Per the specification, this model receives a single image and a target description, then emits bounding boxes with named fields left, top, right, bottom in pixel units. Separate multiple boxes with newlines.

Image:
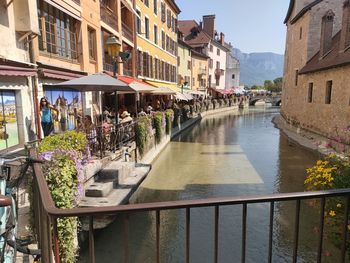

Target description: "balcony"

left=100, top=3, right=118, bottom=31
left=198, top=67, right=207, bottom=77
left=122, top=22, right=133, bottom=42
left=215, top=68, right=225, bottom=76
left=103, top=53, right=114, bottom=72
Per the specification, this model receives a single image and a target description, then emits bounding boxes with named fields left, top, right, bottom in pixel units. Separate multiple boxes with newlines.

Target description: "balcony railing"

left=100, top=3, right=118, bottom=31
left=122, top=22, right=134, bottom=42
left=103, top=53, right=114, bottom=72
left=84, top=121, right=136, bottom=158
left=198, top=67, right=207, bottom=75
left=30, top=164, right=350, bottom=263
left=215, top=68, right=225, bottom=76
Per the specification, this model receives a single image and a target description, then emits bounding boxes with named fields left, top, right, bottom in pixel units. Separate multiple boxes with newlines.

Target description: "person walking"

left=39, top=97, right=57, bottom=137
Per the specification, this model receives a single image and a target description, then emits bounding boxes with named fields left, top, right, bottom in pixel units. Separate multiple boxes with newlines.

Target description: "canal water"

left=80, top=108, right=347, bottom=263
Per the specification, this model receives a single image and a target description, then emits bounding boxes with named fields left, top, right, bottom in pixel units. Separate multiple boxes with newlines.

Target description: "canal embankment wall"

left=272, top=114, right=338, bottom=157
left=140, top=105, right=240, bottom=165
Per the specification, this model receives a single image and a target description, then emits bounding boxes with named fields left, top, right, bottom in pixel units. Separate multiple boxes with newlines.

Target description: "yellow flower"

left=329, top=210, right=336, bottom=217
left=336, top=203, right=342, bottom=208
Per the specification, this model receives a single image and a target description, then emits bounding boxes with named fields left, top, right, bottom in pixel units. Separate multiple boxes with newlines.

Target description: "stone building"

left=224, top=42, right=240, bottom=89
left=282, top=0, right=350, bottom=142
left=177, top=38, right=192, bottom=92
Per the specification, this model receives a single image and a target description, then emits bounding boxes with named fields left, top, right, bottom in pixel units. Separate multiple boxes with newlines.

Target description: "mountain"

left=232, top=48, right=284, bottom=87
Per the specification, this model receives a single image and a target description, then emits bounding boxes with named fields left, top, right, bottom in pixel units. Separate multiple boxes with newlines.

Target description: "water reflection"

left=80, top=108, right=348, bottom=262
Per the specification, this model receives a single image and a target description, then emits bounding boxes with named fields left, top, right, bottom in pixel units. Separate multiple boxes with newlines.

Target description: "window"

left=325, top=80, right=332, bottom=104
left=193, top=77, right=195, bottom=86
left=0, top=91, right=19, bottom=150
left=216, top=77, right=220, bottom=86
left=136, top=10, right=142, bottom=34
left=161, top=2, right=166, bottom=22
left=145, top=17, right=149, bottom=39
left=154, top=25, right=158, bottom=44
left=153, top=0, right=157, bottom=14
left=216, top=61, right=220, bottom=69
left=144, top=0, right=149, bottom=7
left=308, top=83, right=313, bottom=103
left=161, top=31, right=165, bottom=49
left=295, top=70, right=299, bottom=86
left=209, top=59, right=213, bottom=69
left=167, top=9, right=171, bottom=28
left=88, top=27, right=96, bottom=61
left=38, top=0, right=78, bottom=60
left=187, top=61, right=191, bottom=70
left=299, top=27, right=303, bottom=40
left=210, top=44, right=213, bottom=52
left=232, top=74, right=235, bottom=79
left=217, top=48, right=220, bottom=56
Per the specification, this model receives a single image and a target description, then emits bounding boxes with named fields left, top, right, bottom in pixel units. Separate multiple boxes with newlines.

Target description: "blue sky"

left=177, top=0, right=290, bottom=54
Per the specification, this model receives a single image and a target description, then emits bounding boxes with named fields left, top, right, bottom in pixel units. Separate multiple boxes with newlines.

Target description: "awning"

left=150, top=87, right=176, bottom=95
left=40, top=68, right=84, bottom=80
left=183, top=93, right=194, bottom=100
left=118, top=75, right=156, bottom=93
left=175, top=92, right=189, bottom=101
left=51, top=73, right=133, bottom=92
left=145, top=80, right=180, bottom=92
left=212, top=88, right=234, bottom=95
left=189, top=90, right=206, bottom=96
left=0, top=65, right=37, bottom=77
left=43, top=0, right=81, bottom=21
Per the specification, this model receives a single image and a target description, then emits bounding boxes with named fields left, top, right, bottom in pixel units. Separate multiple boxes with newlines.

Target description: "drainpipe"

left=29, top=38, right=42, bottom=139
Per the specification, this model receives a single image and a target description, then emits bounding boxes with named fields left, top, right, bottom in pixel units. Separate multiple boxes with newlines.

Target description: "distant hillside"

left=232, top=48, right=284, bottom=87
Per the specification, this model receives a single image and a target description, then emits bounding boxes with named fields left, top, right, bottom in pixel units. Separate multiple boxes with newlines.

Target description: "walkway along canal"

left=79, top=107, right=347, bottom=263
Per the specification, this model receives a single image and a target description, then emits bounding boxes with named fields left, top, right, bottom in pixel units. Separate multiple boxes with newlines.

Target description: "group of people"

left=40, top=97, right=134, bottom=137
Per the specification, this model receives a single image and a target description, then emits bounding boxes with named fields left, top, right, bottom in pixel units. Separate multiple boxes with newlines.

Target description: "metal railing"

left=30, top=167, right=350, bottom=263
left=122, top=22, right=134, bottom=42
left=100, top=3, right=118, bottom=31
left=84, top=121, right=136, bottom=158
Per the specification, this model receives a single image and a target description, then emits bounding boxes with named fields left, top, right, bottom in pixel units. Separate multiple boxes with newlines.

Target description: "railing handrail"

left=32, top=159, right=350, bottom=217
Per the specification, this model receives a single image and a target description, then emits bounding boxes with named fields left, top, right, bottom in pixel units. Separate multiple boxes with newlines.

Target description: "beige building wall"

left=192, top=55, right=208, bottom=91
left=282, top=0, right=350, bottom=142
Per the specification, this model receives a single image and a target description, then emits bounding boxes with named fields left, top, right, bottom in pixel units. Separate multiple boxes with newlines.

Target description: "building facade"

left=177, top=39, right=192, bottom=92
left=224, top=43, right=240, bottom=89
left=282, top=0, right=350, bottom=141
left=178, top=15, right=229, bottom=90
left=0, top=0, right=39, bottom=151
left=191, top=50, right=209, bottom=92
left=135, top=0, right=180, bottom=91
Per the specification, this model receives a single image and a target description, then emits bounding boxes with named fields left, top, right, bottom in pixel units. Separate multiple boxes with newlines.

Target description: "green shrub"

left=35, top=131, right=87, bottom=263
left=154, top=111, right=163, bottom=144
left=135, top=116, right=151, bottom=155
left=165, top=109, right=174, bottom=135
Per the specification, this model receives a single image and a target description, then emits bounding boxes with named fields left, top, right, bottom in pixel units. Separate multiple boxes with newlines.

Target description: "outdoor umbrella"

left=51, top=73, right=134, bottom=92
left=51, top=73, right=135, bottom=123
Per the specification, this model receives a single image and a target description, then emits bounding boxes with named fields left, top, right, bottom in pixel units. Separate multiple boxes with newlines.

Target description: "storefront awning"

left=118, top=75, right=156, bottom=93
left=41, top=68, right=85, bottom=80
left=189, top=90, right=206, bottom=96
left=0, top=65, right=37, bottom=77
left=145, top=80, right=180, bottom=92
left=150, top=87, right=176, bottom=95
left=211, top=88, right=234, bottom=95
left=175, top=92, right=189, bottom=101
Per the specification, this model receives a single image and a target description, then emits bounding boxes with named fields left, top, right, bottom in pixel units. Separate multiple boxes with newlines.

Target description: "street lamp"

left=106, top=35, right=122, bottom=77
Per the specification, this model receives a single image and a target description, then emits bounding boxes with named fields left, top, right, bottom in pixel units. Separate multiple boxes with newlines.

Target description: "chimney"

left=220, top=32, right=225, bottom=45
left=199, top=21, right=203, bottom=30
left=340, top=0, right=350, bottom=51
left=202, top=15, right=216, bottom=38
left=320, top=10, right=335, bottom=57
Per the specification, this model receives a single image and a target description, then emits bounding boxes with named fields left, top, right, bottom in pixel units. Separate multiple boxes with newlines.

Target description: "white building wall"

left=207, top=41, right=227, bottom=89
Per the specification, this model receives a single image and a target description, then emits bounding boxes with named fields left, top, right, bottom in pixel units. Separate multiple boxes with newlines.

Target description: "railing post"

left=186, top=208, right=190, bottom=263
left=156, top=210, right=160, bottom=263
left=292, top=199, right=301, bottom=263
left=341, top=195, right=349, bottom=263
left=214, top=206, right=219, bottom=263
left=268, top=201, right=274, bottom=263
left=241, top=203, right=247, bottom=263
left=317, top=197, right=326, bottom=263
left=124, top=214, right=130, bottom=263
left=53, top=217, right=61, bottom=263
left=89, top=216, right=96, bottom=263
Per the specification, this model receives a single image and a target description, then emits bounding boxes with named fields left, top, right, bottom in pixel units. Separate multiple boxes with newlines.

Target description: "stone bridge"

left=249, top=95, right=282, bottom=106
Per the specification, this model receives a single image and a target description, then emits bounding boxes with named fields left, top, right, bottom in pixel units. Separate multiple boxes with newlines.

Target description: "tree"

left=273, top=77, right=283, bottom=92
